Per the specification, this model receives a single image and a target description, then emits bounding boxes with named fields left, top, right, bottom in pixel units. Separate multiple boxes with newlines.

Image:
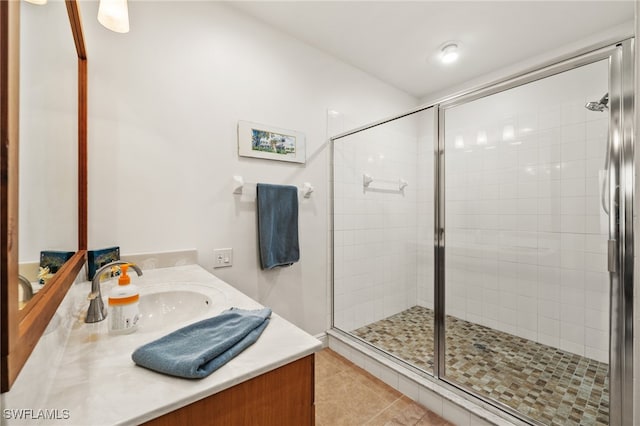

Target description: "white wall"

left=444, top=60, right=609, bottom=362
left=82, top=0, right=416, bottom=336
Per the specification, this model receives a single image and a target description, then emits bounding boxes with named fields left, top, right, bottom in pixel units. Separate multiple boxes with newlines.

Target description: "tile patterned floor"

left=315, top=348, right=453, bottom=426
left=352, top=306, right=609, bottom=426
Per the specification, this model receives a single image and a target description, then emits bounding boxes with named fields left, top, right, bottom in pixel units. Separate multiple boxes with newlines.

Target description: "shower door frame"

left=330, top=37, right=634, bottom=425
left=435, top=38, right=635, bottom=426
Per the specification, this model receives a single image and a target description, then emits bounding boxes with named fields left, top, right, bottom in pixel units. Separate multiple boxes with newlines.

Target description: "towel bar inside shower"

left=362, top=173, right=408, bottom=191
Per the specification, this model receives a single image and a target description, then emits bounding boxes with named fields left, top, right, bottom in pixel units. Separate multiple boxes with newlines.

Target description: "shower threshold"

left=351, top=306, right=609, bottom=426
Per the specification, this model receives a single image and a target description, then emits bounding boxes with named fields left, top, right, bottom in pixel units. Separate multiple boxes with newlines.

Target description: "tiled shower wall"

left=334, top=61, right=610, bottom=363
left=416, top=111, right=435, bottom=309
left=333, top=110, right=433, bottom=331
left=444, top=60, right=610, bottom=362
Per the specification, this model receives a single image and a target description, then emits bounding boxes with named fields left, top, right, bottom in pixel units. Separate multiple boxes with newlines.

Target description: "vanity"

left=0, top=263, right=321, bottom=425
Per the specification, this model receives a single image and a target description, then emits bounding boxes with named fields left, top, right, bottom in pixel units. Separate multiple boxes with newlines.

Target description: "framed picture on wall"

left=238, top=120, right=306, bottom=164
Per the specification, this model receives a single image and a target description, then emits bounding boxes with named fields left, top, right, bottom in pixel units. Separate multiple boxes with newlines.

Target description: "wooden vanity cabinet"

left=144, top=354, right=315, bottom=426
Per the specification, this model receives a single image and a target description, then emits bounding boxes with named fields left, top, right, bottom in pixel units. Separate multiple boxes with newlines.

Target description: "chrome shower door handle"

left=600, top=170, right=610, bottom=215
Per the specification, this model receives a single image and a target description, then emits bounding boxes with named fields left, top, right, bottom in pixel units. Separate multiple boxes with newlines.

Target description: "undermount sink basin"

left=137, top=283, right=226, bottom=332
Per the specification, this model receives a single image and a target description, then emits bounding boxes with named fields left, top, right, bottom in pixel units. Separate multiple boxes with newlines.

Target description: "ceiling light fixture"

left=98, top=0, right=130, bottom=33
left=440, top=43, right=459, bottom=64
left=24, top=0, right=48, bottom=5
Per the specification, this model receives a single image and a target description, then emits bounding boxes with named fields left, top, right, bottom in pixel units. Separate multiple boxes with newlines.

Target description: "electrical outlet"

left=213, top=248, right=233, bottom=268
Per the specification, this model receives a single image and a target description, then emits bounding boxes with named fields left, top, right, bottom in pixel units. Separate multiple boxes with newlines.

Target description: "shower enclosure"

left=331, top=39, right=634, bottom=425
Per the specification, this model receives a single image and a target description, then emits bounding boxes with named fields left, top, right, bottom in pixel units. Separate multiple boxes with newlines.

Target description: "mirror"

left=18, top=0, right=78, bottom=310
left=1, top=0, right=87, bottom=392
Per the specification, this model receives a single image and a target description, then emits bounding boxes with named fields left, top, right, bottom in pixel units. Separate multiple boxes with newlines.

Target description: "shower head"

left=585, top=93, right=609, bottom=112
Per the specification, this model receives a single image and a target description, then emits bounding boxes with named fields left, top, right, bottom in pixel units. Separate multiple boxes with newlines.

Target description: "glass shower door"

left=332, top=107, right=436, bottom=373
left=441, top=59, right=611, bottom=425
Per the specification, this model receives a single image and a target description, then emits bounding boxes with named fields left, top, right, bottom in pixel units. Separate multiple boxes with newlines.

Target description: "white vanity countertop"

left=1, top=264, right=322, bottom=425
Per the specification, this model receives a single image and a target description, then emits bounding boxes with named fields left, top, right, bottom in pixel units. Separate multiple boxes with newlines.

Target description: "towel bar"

left=232, top=175, right=313, bottom=198
left=362, top=173, right=408, bottom=191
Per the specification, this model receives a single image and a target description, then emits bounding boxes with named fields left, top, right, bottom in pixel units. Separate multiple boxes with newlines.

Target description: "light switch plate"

left=213, top=248, right=233, bottom=268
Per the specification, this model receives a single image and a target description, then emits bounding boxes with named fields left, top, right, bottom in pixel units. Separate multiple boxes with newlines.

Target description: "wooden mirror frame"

left=1, top=0, right=87, bottom=392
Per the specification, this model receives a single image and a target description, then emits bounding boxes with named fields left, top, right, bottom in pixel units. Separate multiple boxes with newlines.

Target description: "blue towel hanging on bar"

left=256, top=183, right=300, bottom=269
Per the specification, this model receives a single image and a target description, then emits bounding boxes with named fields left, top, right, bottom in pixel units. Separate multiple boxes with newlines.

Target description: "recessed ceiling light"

left=440, top=43, right=459, bottom=64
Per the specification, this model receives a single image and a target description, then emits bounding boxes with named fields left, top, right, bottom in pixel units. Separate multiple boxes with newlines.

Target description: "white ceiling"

left=229, top=1, right=634, bottom=99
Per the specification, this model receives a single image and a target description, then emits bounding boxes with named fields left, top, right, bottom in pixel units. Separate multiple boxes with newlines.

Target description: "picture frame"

left=87, top=246, right=120, bottom=280
left=238, top=120, right=306, bottom=164
left=39, top=250, right=75, bottom=274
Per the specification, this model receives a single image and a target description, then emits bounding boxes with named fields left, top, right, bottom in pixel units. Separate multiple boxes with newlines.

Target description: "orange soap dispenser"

left=108, top=264, right=140, bottom=334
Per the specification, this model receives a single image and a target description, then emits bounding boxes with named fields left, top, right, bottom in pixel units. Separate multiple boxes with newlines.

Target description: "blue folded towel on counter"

left=256, top=183, right=300, bottom=270
left=131, top=307, right=271, bottom=379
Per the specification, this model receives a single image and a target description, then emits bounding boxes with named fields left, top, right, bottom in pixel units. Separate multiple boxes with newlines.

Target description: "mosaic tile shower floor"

left=352, top=306, right=609, bottom=426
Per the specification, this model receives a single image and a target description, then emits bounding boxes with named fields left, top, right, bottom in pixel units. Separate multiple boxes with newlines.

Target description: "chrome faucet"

left=18, top=274, right=33, bottom=302
left=85, top=261, right=142, bottom=323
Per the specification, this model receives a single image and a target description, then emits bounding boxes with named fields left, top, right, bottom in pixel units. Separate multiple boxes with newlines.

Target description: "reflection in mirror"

left=18, top=0, right=78, bottom=309
left=2, top=0, right=87, bottom=394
